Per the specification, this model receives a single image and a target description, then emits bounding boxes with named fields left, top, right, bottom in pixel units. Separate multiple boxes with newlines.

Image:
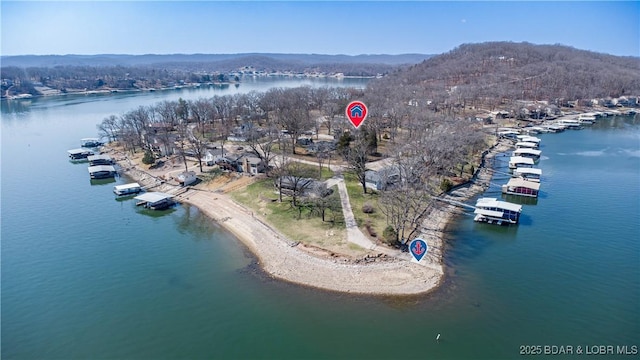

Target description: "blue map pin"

left=409, top=238, right=428, bottom=262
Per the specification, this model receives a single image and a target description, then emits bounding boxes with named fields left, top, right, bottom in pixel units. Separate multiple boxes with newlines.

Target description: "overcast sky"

left=2, top=1, right=638, bottom=57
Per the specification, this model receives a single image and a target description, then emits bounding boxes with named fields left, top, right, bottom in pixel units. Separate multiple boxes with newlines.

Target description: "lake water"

left=2, top=78, right=639, bottom=359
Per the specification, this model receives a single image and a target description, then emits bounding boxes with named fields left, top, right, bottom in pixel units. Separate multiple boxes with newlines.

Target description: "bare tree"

left=379, top=186, right=432, bottom=244
left=343, top=130, right=371, bottom=194
left=96, top=114, right=120, bottom=143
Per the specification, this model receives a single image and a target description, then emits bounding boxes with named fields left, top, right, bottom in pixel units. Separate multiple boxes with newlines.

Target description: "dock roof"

left=509, top=156, right=535, bottom=165
left=475, top=197, right=522, bottom=212
left=68, top=148, right=93, bottom=155
left=506, top=178, right=541, bottom=190
left=134, top=192, right=174, bottom=203
left=474, top=208, right=505, bottom=218
left=88, top=165, right=115, bottom=173
left=87, top=154, right=112, bottom=161
left=516, top=141, right=539, bottom=148
left=514, top=167, right=542, bottom=175
left=114, top=182, right=141, bottom=191
left=513, top=148, right=542, bottom=156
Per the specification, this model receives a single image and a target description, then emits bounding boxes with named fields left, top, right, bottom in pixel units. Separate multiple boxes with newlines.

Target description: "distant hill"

left=372, top=42, right=640, bottom=103
left=1, top=53, right=431, bottom=69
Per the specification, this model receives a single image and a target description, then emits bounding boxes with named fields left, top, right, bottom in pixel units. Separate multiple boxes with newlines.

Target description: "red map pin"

left=346, top=101, right=368, bottom=129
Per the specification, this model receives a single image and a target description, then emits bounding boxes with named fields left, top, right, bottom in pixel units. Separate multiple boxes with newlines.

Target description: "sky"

left=1, top=1, right=639, bottom=57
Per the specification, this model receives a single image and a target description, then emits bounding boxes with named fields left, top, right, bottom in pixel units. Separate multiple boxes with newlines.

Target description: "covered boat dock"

left=88, top=154, right=114, bottom=166
left=134, top=192, right=175, bottom=210
left=68, top=148, right=94, bottom=160
left=88, top=165, right=116, bottom=179
left=502, top=178, right=541, bottom=198
left=114, top=182, right=143, bottom=196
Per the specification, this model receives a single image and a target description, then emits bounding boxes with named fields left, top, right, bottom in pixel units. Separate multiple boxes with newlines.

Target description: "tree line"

left=98, top=83, right=485, bottom=245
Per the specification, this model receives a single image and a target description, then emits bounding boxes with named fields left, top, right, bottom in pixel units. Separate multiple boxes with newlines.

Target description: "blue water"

left=2, top=83, right=638, bottom=359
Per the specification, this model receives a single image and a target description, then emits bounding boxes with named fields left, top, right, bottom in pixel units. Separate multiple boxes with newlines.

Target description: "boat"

left=513, top=167, right=542, bottom=182
left=509, top=156, right=535, bottom=169
left=87, top=154, right=114, bottom=166
left=502, top=178, right=541, bottom=198
left=88, top=165, right=116, bottom=179
left=512, top=148, right=542, bottom=161
left=68, top=148, right=94, bottom=160
left=114, top=182, right=143, bottom=196
left=134, top=192, right=175, bottom=210
left=81, top=138, right=104, bottom=148
left=473, top=197, right=522, bottom=225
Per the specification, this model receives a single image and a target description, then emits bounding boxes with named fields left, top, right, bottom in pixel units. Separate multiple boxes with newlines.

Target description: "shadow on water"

left=114, top=194, right=139, bottom=202
left=90, top=177, right=116, bottom=186
left=135, top=205, right=178, bottom=218
left=501, top=193, right=539, bottom=205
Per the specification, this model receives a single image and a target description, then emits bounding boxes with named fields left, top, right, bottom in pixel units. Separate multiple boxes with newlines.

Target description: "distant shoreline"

left=1, top=74, right=375, bottom=101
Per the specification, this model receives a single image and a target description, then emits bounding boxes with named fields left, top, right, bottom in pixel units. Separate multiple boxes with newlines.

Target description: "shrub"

left=362, top=201, right=375, bottom=214
left=365, top=219, right=377, bottom=237
left=440, top=178, right=454, bottom=192
left=142, top=150, right=156, bottom=165
left=382, top=226, right=398, bottom=245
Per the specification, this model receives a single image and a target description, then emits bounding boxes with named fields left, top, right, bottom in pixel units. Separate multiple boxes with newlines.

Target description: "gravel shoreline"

left=106, top=139, right=511, bottom=295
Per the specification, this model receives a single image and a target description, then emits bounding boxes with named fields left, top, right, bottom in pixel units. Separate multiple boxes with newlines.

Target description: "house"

left=219, top=153, right=266, bottom=174
left=296, top=137, right=314, bottom=146
left=202, top=148, right=224, bottom=166
left=176, top=171, right=197, bottom=186
left=242, top=155, right=266, bottom=175
left=276, top=176, right=315, bottom=196
left=365, top=166, right=401, bottom=191
left=144, top=133, right=178, bottom=156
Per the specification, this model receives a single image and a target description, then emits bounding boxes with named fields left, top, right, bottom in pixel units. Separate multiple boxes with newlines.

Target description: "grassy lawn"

left=231, top=179, right=363, bottom=256
left=342, top=172, right=389, bottom=242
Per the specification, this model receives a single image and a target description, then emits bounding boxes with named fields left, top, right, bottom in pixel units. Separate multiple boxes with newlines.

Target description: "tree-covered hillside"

left=370, top=42, right=640, bottom=110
